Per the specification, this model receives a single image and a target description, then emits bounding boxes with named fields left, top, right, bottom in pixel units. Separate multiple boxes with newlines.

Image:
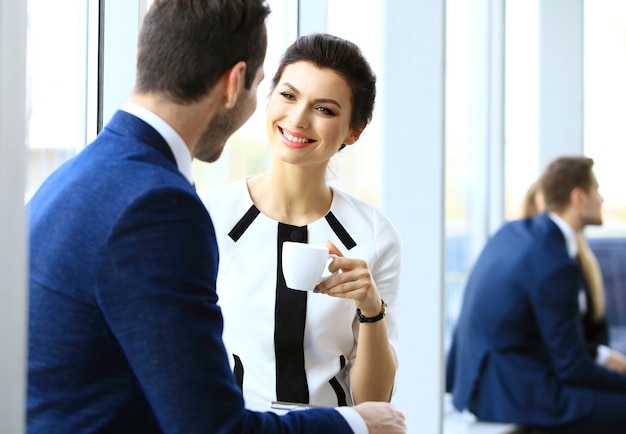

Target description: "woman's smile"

left=279, top=126, right=316, bottom=148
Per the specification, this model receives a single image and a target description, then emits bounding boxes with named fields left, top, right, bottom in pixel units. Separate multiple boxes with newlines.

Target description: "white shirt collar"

left=121, top=102, right=194, bottom=185
left=547, top=213, right=578, bottom=258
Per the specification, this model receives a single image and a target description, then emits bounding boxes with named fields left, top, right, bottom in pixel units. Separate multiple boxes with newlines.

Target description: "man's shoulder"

left=491, top=214, right=558, bottom=244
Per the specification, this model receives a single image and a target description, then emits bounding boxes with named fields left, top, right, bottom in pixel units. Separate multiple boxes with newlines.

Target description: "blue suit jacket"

left=446, top=213, right=626, bottom=426
left=27, top=111, right=352, bottom=434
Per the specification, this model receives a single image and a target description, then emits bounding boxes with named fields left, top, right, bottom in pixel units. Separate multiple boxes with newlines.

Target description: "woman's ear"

left=343, top=124, right=366, bottom=146
left=222, top=61, right=247, bottom=109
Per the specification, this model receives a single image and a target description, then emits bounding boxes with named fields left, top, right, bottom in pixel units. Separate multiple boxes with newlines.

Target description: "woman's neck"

left=247, top=164, right=333, bottom=226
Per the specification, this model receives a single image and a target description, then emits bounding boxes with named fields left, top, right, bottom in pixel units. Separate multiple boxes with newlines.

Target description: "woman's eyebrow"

left=280, top=82, right=343, bottom=109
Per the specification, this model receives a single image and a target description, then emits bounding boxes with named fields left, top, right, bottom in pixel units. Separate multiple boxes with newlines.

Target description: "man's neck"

left=128, top=91, right=217, bottom=156
left=550, top=209, right=583, bottom=233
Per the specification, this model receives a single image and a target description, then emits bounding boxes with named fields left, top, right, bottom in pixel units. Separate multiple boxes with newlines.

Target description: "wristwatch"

left=356, top=299, right=387, bottom=323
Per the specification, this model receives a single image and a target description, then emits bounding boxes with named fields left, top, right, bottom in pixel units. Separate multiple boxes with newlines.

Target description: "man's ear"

left=222, top=61, right=247, bottom=109
left=570, top=187, right=586, bottom=209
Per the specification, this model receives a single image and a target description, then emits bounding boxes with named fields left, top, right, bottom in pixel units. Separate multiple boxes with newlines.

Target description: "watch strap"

left=356, top=299, right=387, bottom=323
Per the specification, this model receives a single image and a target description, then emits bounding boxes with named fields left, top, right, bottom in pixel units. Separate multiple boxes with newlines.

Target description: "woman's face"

left=265, top=61, right=359, bottom=168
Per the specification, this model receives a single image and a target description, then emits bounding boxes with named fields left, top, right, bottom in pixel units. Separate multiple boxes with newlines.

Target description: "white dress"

left=200, top=178, right=401, bottom=412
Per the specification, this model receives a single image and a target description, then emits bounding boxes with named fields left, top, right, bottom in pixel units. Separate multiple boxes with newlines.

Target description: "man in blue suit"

left=26, top=1, right=406, bottom=433
left=446, top=156, right=626, bottom=433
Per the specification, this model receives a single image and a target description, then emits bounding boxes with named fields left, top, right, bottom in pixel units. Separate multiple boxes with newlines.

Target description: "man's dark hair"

left=540, top=155, right=595, bottom=212
left=136, top=0, right=270, bottom=103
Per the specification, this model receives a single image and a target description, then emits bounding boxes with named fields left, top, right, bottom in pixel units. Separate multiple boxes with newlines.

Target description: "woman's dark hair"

left=270, top=33, right=376, bottom=132
left=135, top=0, right=270, bottom=103
left=540, top=155, right=595, bottom=212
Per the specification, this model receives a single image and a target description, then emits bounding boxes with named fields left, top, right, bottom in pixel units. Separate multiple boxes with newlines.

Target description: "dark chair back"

left=588, top=236, right=626, bottom=353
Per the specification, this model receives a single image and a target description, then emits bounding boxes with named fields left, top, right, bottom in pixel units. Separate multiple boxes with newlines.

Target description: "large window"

left=502, top=0, right=626, bottom=232
left=26, top=0, right=298, bottom=199
left=323, top=0, right=383, bottom=206
left=504, top=0, right=539, bottom=220
left=444, top=0, right=508, bottom=348
left=26, top=0, right=97, bottom=200
left=584, top=0, right=626, bottom=234
left=445, top=0, right=475, bottom=349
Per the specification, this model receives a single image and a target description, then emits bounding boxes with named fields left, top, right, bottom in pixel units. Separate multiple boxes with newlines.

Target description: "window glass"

left=324, top=0, right=383, bottom=206
left=26, top=0, right=94, bottom=200
left=504, top=0, right=539, bottom=220
left=444, top=0, right=473, bottom=348
left=26, top=0, right=296, bottom=198
left=584, top=0, right=626, bottom=235
left=445, top=0, right=514, bottom=348
left=445, top=0, right=541, bottom=347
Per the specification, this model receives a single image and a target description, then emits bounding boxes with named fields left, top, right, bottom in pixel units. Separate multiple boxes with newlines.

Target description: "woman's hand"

left=314, top=241, right=396, bottom=403
left=604, top=349, right=626, bottom=374
left=314, top=241, right=382, bottom=317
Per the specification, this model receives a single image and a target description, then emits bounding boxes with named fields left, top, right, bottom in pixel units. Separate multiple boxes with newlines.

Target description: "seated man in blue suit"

left=26, top=1, right=406, bottom=433
left=446, top=156, right=626, bottom=433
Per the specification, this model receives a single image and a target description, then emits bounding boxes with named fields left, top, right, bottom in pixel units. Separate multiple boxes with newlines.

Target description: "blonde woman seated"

left=523, top=180, right=626, bottom=373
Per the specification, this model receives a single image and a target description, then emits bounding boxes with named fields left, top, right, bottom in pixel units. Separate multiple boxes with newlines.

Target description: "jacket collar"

left=105, top=110, right=175, bottom=160
left=120, top=103, right=193, bottom=184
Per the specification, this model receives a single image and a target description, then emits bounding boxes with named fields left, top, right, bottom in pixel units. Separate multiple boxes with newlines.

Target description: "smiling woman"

left=267, top=61, right=359, bottom=165
left=199, top=33, right=401, bottom=412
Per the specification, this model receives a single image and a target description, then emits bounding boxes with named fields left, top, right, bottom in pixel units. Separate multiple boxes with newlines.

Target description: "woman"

left=200, top=33, right=400, bottom=412
left=522, top=180, right=626, bottom=373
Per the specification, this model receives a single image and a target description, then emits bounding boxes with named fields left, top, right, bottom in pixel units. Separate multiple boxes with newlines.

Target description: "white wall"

left=0, top=0, right=27, bottom=432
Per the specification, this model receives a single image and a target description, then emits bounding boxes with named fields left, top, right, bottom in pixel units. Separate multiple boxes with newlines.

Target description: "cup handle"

left=320, top=254, right=339, bottom=281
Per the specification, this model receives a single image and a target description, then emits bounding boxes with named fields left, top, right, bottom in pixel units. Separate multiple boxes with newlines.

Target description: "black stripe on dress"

left=228, top=205, right=260, bottom=241
left=328, top=355, right=348, bottom=406
left=325, top=211, right=357, bottom=250
left=274, top=223, right=309, bottom=403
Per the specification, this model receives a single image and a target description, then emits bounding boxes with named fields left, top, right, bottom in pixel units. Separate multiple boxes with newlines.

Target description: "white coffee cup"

left=282, top=241, right=338, bottom=291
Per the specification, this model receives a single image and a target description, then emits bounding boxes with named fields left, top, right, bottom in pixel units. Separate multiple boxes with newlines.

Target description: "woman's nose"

left=288, top=105, right=309, bottom=128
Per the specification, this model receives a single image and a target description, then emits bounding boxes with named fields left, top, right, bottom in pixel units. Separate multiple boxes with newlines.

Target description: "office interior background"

left=2, top=0, right=625, bottom=432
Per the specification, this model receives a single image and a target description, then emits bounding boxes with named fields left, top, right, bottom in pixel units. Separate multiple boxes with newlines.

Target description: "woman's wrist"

left=356, top=299, right=387, bottom=323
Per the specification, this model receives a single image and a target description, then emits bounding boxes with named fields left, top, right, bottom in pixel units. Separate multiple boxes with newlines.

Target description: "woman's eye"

left=280, top=92, right=295, bottom=100
left=316, top=106, right=335, bottom=116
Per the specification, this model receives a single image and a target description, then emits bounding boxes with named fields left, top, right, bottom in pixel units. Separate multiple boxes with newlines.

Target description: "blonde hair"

left=521, top=180, right=543, bottom=218
left=576, top=234, right=606, bottom=320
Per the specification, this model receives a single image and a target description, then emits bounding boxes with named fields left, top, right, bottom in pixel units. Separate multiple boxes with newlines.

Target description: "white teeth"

left=282, top=129, right=310, bottom=143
